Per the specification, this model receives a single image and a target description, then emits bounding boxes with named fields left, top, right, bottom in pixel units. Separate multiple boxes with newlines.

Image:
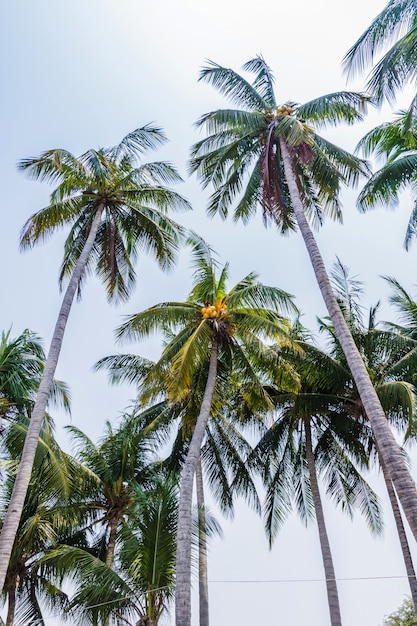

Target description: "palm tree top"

left=190, top=56, right=370, bottom=233
left=18, top=125, right=191, bottom=303
left=116, top=234, right=299, bottom=402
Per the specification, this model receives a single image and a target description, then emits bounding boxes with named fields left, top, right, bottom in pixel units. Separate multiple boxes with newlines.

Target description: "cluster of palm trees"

left=2, top=1, right=417, bottom=624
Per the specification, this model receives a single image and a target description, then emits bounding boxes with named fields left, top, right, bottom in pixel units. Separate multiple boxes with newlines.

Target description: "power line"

left=208, top=574, right=415, bottom=583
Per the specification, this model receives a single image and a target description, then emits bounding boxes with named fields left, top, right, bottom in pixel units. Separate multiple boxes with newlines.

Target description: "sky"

left=2, top=0, right=417, bottom=624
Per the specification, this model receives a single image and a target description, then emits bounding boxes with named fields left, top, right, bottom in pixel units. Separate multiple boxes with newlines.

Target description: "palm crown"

left=19, top=125, right=190, bottom=302
left=190, top=56, right=369, bottom=232
left=116, top=234, right=299, bottom=402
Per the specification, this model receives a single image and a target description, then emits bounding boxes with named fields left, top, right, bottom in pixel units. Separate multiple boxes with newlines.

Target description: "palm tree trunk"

left=5, top=579, right=17, bottom=626
left=175, top=339, right=218, bottom=626
left=195, top=455, right=209, bottom=626
left=0, top=204, right=105, bottom=591
left=279, top=138, right=417, bottom=541
left=105, top=516, right=119, bottom=568
left=304, top=417, right=342, bottom=626
left=102, top=514, right=120, bottom=626
left=379, top=455, right=417, bottom=611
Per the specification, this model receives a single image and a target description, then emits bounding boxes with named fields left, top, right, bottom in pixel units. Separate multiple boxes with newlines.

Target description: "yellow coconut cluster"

left=201, top=301, right=227, bottom=319
left=276, top=104, right=293, bottom=116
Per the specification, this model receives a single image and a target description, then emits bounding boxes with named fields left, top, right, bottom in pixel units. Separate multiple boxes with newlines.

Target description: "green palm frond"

left=199, top=59, right=269, bottom=111
left=167, top=322, right=213, bottom=400
left=366, top=23, right=417, bottom=104
left=383, top=276, right=417, bottom=338
left=93, top=353, right=154, bottom=386
left=116, top=302, right=198, bottom=343
left=343, top=0, right=416, bottom=79
left=19, top=196, right=87, bottom=250
left=297, top=92, right=370, bottom=127
left=356, top=112, right=417, bottom=161
left=107, top=124, right=168, bottom=161
left=17, top=149, right=89, bottom=186
left=242, top=56, right=276, bottom=106
left=357, top=152, right=417, bottom=211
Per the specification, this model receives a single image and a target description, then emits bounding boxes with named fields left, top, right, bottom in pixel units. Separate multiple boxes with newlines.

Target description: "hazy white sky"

left=2, top=0, right=417, bottom=624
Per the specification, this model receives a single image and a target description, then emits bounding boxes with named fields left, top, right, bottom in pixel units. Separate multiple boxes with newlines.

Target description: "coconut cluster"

left=276, top=104, right=293, bottom=116
left=201, top=301, right=227, bottom=319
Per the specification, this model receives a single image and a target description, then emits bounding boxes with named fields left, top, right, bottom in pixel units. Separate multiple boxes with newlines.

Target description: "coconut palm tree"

left=342, top=0, right=417, bottom=106
left=41, top=473, right=179, bottom=626
left=95, top=347, right=263, bottom=626
left=116, top=234, right=298, bottom=626
left=189, top=55, right=417, bottom=543
left=65, top=409, right=165, bottom=570
left=0, top=417, right=84, bottom=625
left=0, top=329, right=70, bottom=424
left=0, top=126, right=190, bottom=590
left=252, top=324, right=382, bottom=626
left=319, top=260, right=417, bottom=610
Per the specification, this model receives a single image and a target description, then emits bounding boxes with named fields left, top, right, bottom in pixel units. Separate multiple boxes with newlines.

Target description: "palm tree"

left=253, top=327, right=382, bottom=626
left=42, top=473, right=180, bottom=626
left=65, top=410, right=164, bottom=571
left=0, top=418, right=83, bottom=625
left=95, top=348, right=263, bottom=626
left=0, top=328, right=70, bottom=424
left=342, top=0, right=417, bottom=106
left=355, top=110, right=417, bottom=249
left=47, top=475, right=221, bottom=626
left=189, top=55, right=417, bottom=542
left=116, top=234, right=298, bottom=626
left=0, top=126, right=190, bottom=590
left=319, top=260, right=417, bottom=610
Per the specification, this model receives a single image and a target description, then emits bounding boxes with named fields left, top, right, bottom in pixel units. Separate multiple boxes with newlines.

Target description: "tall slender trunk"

left=304, top=418, right=342, bottom=626
left=175, top=340, right=218, bottom=626
left=103, top=514, right=120, bottom=626
left=195, top=455, right=209, bottom=626
left=105, top=516, right=119, bottom=568
left=280, top=138, right=417, bottom=541
left=379, top=455, right=417, bottom=611
left=0, top=205, right=105, bottom=591
left=5, top=578, right=17, bottom=626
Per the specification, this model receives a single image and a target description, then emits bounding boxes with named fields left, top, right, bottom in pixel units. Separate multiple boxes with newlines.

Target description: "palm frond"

left=199, top=60, right=268, bottom=111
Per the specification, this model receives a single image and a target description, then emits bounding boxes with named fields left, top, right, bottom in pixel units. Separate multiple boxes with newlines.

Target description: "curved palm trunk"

left=304, top=418, right=342, bottom=626
left=175, top=339, right=218, bottom=626
left=195, top=455, right=209, bottom=626
left=0, top=205, right=105, bottom=591
left=379, top=455, right=417, bottom=611
left=279, top=138, right=417, bottom=541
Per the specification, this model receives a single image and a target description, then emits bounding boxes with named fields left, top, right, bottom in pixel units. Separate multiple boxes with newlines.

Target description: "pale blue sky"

left=2, top=1, right=417, bottom=624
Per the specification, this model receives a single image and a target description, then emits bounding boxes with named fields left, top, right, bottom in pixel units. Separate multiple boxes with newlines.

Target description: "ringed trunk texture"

left=0, top=205, right=105, bottom=591
left=379, top=455, right=417, bottom=611
left=195, top=455, right=209, bottom=626
left=103, top=515, right=119, bottom=626
left=280, top=138, right=417, bottom=541
left=105, top=515, right=119, bottom=568
left=175, top=340, right=218, bottom=626
left=304, top=418, right=342, bottom=626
